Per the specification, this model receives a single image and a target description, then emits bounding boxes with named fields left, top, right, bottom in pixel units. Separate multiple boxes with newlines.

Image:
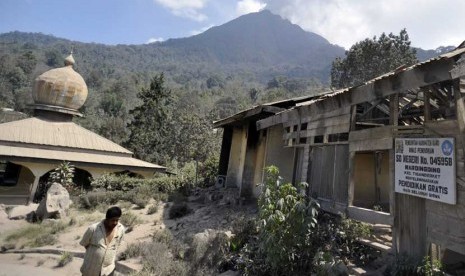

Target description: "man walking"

left=80, top=206, right=125, bottom=276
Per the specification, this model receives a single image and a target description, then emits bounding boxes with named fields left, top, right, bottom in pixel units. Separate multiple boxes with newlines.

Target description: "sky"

left=0, top=0, right=464, bottom=50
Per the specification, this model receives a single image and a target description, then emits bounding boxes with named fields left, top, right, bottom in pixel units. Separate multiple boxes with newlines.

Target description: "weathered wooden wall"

left=264, top=125, right=295, bottom=184
left=422, top=119, right=465, bottom=256
left=308, top=144, right=349, bottom=205
left=395, top=193, right=427, bottom=258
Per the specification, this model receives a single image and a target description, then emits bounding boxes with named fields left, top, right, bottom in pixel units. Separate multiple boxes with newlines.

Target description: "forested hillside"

left=0, top=10, right=455, bottom=166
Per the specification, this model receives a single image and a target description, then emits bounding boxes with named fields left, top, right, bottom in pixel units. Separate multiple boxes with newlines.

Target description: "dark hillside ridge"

left=0, top=10, right=455, bottom=85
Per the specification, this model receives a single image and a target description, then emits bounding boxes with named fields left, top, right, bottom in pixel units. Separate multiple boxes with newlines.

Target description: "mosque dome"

left=32, top=54, right=88, bottom=116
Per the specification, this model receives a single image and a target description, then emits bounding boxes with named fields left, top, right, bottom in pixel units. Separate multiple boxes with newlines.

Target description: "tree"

left=125, top=74, right=173, bottom=164
left=331, top=29, right=417, bottom=89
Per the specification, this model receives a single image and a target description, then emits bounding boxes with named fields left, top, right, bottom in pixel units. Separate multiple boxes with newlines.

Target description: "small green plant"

left=19, top=253, right=26, bottom=260
left=386, top=254, right=444, bottom=276
left=36, top=259, right=45, bottom=267
left=57, top=251, right=73, bottom=267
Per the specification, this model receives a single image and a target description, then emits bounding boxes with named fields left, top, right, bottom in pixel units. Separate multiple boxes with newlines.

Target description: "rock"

left=8, top=203, right=38, bottom=220
left=36, top=183, right=71, bottom=220
left=0, top=204, right=8, bottom=222
left=188, top=194, right=205, bottom=203
left=191, top=229, right=234, bottom=257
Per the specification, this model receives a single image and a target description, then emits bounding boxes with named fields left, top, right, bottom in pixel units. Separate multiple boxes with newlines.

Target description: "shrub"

left=57, top=251, right=73, bottom=267
left=168, top=202, right=192, bottom=219
left=147, top=203, right=159, bottom=215
left=130, top=241, right=189, bottom=276
left=91, top=173, right=178, bottom=194
left=198, top=155, right=219, bottom=187
left=233, top=167, right=379, bottom=275
left=230, top=216, right=258, bottom=252
left=152, top=229, right=174, bottom=244
left=385, top=254, right=444, bottom=276
left=120, top=211, right=142, bottom=233
left=127, top=191, right=150, bottom=209
left=120, top=242, right=145, bottom=260
left=78, top=190, right=125, bottom=209
left=257, top=166, right=320, bottom=274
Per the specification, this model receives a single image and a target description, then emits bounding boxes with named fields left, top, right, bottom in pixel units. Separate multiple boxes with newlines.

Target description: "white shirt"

left=80, top=220, right=125, bottom=276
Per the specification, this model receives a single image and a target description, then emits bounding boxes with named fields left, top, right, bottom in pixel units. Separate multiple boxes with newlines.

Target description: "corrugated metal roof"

left=0, top=117, right=131, bottom=154
left=295, top=44, right=465, bottom=108
left=0, top=144, right=164, bottom=170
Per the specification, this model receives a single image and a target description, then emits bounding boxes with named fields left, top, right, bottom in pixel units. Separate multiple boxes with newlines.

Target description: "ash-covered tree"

left=125, top=74, right=173, bottom=164
left=331, top=29, right=417, bottom=89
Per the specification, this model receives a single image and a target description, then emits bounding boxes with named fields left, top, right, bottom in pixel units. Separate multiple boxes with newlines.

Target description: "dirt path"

left=1, top=192, right=256, bottom=275
left=0, top=253, right=82, bottom=276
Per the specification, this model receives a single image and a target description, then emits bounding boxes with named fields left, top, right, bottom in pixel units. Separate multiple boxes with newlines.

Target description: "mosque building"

left=0, top=54, right=165, bottom=205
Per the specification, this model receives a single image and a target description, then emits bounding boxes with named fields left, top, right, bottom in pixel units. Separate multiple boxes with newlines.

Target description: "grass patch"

left=57, top=251, right=73, bottom=267
left=5, top=220, right=67, bottom=247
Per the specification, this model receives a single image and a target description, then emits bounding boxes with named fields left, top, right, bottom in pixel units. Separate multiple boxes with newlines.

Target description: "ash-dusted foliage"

left=231, top=166, right=375, bottom=276
left=257, top=166, right=320, bottom=274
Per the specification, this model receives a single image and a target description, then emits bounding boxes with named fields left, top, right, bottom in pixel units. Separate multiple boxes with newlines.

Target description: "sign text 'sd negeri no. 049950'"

left=395, top=138, right=456, bottom=204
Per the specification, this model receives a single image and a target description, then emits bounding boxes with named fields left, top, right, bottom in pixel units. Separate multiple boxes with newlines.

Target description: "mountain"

left=415, top=46, right=456, bottom=61
left=0, top=10, right=345, bottom=85
left=161, top=10, right=345, bottom=81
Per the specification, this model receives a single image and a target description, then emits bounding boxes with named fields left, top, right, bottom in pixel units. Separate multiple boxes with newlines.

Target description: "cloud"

left=189, top=24, right=214, bottom=36
left=236, top=0, right=267, bottom=16
left=154, top=0, right=208, bottom=21
left=263, top=0, right=465, bottom=49
left=146, top=37, right=164, bottom=44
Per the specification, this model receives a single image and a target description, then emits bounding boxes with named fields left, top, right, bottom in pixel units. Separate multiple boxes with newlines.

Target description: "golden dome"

left=32, top=54, right=88, bottom=116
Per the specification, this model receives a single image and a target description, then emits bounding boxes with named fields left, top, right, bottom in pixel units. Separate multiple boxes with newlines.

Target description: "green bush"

left=198, top=155, right=219, bottom=187
left=233, top=167, right=379, bottom=275
left=257, top=166, right=320, bottom=274
left=78, top=191, right=125, bottom=209
left=91, top=174, right=178, bottom=194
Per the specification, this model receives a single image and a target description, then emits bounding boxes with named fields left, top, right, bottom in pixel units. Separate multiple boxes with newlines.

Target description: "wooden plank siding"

left=308, top=145, right=349, bottom=205
left=421, top=78, right=465, bottom=256
left=349, top=126, right=393, bottom=152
